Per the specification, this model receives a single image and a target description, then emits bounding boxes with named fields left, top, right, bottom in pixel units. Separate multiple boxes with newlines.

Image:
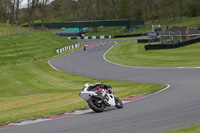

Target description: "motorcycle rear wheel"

left=88, top=98, right=104, bottom=113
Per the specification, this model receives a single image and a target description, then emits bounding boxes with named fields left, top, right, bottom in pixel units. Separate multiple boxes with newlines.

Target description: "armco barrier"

left=145, top=38, right=200, bottom=50
left=55, top=44, right=80, bottom=53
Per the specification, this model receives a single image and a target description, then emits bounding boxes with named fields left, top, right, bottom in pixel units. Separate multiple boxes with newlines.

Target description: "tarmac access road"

left=2, top=39, right=200, bottom=133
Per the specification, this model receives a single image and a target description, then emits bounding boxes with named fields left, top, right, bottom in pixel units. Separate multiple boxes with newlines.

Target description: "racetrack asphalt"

left=2, top=39, right=200, bottom=133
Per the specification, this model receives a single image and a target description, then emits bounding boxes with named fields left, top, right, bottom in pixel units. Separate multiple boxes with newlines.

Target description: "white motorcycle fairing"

left=79, top=91, right=116, bottom=106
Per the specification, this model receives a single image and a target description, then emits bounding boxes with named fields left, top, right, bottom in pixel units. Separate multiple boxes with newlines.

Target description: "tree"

left=118, top=0, right=129, bottom=19
left=27, top=0, right=39, bottom=28
left=135, top=0, right=150, bottom=28
left=186, top=0, right=199, bottom=17
left=0, top=0, right=10, bottom=23
left=0, top=0, right=4, bottom=22
left=110, top=0, right=118, bottom=19
left=170, top=0, right=176, bottom=21
left=0, top=0, right=197, bottom=26
left=76, top=0, right=95, bottom=20
left=10, top=0, right=16, bottom=25
left=153, top=0, right=161, bottom=22
left=60, top=0, right=81, bottom=21
left=50, top=0, right=62, bottom=19
left=38, top=0, right=51, bottom=28
left=16, top=0, right=23, bottom=25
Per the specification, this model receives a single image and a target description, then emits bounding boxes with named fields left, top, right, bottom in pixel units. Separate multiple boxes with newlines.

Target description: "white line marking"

left=8, top=119, right=51, bottom=126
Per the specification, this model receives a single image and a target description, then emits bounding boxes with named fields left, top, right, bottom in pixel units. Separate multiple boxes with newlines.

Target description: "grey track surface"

left=2, top=39, right=200, bottom=133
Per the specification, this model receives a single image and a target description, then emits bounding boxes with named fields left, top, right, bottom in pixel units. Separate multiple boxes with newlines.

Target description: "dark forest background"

left=1, top=0, right=200, bottom=28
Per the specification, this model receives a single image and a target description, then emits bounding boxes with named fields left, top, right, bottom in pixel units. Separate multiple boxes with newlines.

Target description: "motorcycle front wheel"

left=88, top=97, right=104, bottom=113
left=115, top=97, right=123, bottom=108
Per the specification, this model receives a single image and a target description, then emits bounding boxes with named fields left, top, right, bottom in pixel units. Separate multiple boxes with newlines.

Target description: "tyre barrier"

left=145, top=37, right=200, bottom=50
left=55, top=44, right=80, bottom=54
left=137, top=38, right=160, bottom=43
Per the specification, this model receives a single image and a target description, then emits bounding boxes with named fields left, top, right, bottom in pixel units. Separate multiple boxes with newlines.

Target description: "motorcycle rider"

left=85, top=83, right=114, bottom=95
left=83, top=44, right=88, bottom=50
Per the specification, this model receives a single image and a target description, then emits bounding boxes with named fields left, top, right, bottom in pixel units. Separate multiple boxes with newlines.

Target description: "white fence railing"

left=55, top=43, right=80, bottom=54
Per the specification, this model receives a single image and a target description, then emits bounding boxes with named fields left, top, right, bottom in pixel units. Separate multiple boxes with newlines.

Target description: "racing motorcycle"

left=83, top=45, right=88, bottom=50
left=79, top=83, right=123, bottom=112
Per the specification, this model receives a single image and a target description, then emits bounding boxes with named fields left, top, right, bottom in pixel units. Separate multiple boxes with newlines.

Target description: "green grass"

left=0, top=23, right=12, bottom=28
left=159, top=124, right=200, bottom=133
left=105, top=42, right=200, bottom=68
left=0, top=32, right=77, bottom=66
left=0, top=23, right=31, bottom=37
left=0, top=23, right=14, bottom=36
left=0, top=30, right=166, bottom=126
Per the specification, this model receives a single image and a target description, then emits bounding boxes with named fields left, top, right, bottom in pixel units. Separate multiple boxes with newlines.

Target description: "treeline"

left=51, top=0, right=200, bottom=21
left=0, top=0, right=52, bottom=28
left=0, top=0, right=200, bottom=28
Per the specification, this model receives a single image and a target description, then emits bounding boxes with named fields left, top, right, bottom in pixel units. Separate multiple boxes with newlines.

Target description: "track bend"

left=2, top=39, right=200, bottom=133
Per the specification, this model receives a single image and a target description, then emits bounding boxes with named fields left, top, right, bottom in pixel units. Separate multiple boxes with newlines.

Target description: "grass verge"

left=105, top=42, right=200, bottom=68
left=159, top=124, right=200, bottom=133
